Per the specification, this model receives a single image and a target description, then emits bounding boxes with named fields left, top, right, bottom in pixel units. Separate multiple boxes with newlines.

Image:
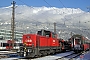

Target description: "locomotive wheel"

left=25, top=53, right=35, bottom=58
left=51, top=50, right=55, bottom=55
left=35, top=54, right=41, bottom=58
left=39, top=53, right=42, bottom=57
left=43, top=51, right=47, bottom=56
left=45, top=51, right=48, bottom=55
left=38, top=51, right=42, bottom=57
left=47, top=50, right=50, bottom=55
left=39, top=51, right=45, bottom=56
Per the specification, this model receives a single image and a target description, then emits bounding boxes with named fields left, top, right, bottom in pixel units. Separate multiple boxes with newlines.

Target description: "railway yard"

left=0, top=1, right=90, bottom=60
left=0, top=30, right=90, bottom=60
left=0, top=50, right=90, bottom=60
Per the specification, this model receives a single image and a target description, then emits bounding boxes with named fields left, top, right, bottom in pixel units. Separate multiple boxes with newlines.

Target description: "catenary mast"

left=11, top=1, right=16, bottom=49
left=54, top=22, right=56, bottom=34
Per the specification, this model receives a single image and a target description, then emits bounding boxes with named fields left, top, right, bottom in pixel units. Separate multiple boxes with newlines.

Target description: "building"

left=0, top=29, right=23, bottom=42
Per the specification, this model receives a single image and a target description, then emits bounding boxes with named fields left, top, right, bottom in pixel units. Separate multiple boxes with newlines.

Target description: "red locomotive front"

left=22, top=34, right=37, bottom=47
left=18, top=29, right=62, bottom=57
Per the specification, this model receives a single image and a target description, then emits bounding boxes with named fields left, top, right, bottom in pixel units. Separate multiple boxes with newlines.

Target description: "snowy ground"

left=0, top=51, right=74, bottom=60
left=0, top=51, right=17, bottom=54
left=1, top=51, right=90, bottom=60
left=32, top=51, right=73, bottom=60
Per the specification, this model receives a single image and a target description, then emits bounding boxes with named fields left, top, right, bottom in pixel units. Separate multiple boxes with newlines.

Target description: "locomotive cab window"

left=37, top=31, right=42, bottom=35
left=37, top=30, right=45, bottom=36
left=45, top=31, right=51, bottom=37
left=37, top=30, right=51, bottom=37
left=75, top=39, right=81, bottom=44
left=52, top=33, right=56, bottom=38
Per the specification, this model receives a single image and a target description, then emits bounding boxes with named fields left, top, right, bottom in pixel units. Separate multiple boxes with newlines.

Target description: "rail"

left=57, top=51, right=85, bottom=60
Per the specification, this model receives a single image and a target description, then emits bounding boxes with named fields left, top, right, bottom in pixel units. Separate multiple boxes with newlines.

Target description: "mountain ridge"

left=0, top=5, right=90, bottom=40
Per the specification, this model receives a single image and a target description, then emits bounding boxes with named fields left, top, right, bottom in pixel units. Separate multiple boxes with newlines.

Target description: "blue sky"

left=0, top=0, right=90, bottom=12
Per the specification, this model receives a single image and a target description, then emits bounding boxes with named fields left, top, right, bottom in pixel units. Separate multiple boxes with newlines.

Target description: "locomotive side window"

left=85, top=39, right=89, bottom=44
left=45, top=31, right=51, bottom=37
left=52, top=33, right=56, bottom=38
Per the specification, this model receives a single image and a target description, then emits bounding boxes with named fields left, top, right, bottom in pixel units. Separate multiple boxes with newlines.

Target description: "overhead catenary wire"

left=58, top=0, right=89, bottom=24
left=43, top=0, right=52, bottom=7
left=18, top=0, right=58, bottom=31
left=43, top=0, right=73, bottom=26
left=43, top=0, right=75, bottom=38
left=1, top=0, right=89, bottom=34
left=17, top=0, right=49, bottom=31
left=58, top=0, right=66, bottom=8
left=58, top=0, right=90, bottom=37
left=44, top=0, right=90, bottom=38
left=58, top=0, right=89, bottom=23
left=18, top=0, right=85, bottom=27
left=18, top=0, right=55, bottom=21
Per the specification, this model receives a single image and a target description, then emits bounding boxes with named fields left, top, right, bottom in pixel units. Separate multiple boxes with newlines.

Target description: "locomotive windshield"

left=75, top=38, right=81, bottom=44
left=37, top=29, right=51, bottom=37
left=37, top=29, right=57, bottom=38
left=52, top=32, right=56, bottom=38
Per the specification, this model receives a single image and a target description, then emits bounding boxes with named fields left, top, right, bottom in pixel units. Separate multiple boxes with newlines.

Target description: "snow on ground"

left=32, top=51, right=74, bottom=60
left=0, top=51, right=74, bottom=60
left=0, top=51, right=17, bottom=54
left=0, top=58, right=18, bottom=60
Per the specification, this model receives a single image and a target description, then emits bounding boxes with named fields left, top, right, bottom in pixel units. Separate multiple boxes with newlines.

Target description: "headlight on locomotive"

left=27, top=49, right=32, bottom=53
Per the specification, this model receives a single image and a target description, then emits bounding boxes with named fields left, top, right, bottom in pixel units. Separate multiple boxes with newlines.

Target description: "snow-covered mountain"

left=0, top=5, right=90, bottom=40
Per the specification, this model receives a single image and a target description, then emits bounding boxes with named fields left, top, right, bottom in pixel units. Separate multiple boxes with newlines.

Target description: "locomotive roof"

left=72, top=34, right=82, bottom=38
left=39, top=29, right=56, bottom=34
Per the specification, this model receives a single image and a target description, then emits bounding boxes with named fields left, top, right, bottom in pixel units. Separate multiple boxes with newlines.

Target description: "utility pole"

left=70, top=32, right=72, bottom=37
left=54, top=22, right=56, bottom=33
left=11, top=1, right=16, bottom=49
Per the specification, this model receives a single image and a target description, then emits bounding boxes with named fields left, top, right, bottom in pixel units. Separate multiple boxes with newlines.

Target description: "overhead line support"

left=11, top=1, right=16, bottom=49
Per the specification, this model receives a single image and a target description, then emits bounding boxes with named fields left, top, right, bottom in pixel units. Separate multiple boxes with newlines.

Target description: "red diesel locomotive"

left=69, top=34, right=90, bottom=53
left=18, top=29, right=70, bottom=57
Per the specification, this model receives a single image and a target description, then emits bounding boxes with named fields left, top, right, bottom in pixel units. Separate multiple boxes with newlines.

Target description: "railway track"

left=0, top=55, right=8, bottom=59
left=0, top=51, right=87, bottom=60
left=0, top=51, right=17, bottom=59
left=18, top=51, right=74, bottom=60
left=57, top=51, right=85, bottom=60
